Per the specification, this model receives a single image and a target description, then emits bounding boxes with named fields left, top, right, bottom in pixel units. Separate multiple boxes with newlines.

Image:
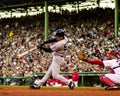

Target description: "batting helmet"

left=54, top=29, right=64, bottom=37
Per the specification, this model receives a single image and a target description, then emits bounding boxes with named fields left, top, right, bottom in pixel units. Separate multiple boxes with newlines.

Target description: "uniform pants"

left=35, top=56, right=69, bottom=86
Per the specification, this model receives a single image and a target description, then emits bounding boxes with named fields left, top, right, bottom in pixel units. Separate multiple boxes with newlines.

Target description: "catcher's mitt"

left=77, top=51, right=87, bottom=61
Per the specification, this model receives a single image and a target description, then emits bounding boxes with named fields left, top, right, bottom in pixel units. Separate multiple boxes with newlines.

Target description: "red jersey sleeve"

left=87, top=59, right=104, bottom=66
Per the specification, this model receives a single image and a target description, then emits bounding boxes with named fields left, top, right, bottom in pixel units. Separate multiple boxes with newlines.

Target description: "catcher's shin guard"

left=99, top=74, right=115, bottom=87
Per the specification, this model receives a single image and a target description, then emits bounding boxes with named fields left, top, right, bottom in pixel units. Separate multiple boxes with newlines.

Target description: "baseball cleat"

left=105, top=85, right=120, bottom=90
left=68, top=81, right=75, bottom=90
left=29, top=84, right=40, bottom=89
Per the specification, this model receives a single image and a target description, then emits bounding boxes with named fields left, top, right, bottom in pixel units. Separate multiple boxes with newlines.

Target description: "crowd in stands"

left=0, top=8, right=120, bottom=79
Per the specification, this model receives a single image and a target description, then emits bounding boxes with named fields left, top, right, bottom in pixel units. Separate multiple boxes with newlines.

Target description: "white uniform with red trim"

left=35, top=37, right=70, bottom=86
left=103, top=59, right=120, bottom=84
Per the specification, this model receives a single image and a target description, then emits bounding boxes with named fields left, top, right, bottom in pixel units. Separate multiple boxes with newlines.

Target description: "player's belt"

left=59, top=55, right=64, bottom=58
left=54, top=55, right=64, bottom=58
left=113, top=66, right=120, bottom=69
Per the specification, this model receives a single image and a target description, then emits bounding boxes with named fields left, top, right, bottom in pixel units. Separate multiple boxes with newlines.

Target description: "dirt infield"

left=0, top=86, right=120, bottom=96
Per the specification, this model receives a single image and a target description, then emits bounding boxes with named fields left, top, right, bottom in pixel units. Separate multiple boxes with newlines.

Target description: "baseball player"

left=30, top=29, right=75, bottom=90
left=72, top=68, right=80, bottom=87
left=80, top=51, right=120, bottom=90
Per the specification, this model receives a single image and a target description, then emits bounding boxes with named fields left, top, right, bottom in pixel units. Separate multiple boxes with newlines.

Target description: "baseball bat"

left=18, top=47, right=37, bottom=57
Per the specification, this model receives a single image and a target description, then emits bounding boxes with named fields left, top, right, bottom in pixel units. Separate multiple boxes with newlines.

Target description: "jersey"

left=72, top=71, right=79, bottom=81
left=103, top=59, right=120, bottom=75
left=50, top=36, right=68, bottom=57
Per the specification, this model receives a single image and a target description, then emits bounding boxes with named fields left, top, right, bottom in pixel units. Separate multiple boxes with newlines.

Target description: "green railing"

left=38, top=72, right=108, bottom=86
left=0, top=76, right=27, bottom=85
left=0, top=72, right=108, bottom=86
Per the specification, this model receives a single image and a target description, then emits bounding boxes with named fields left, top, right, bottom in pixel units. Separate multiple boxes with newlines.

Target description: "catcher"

left=77, top=51, right=120, bottom=90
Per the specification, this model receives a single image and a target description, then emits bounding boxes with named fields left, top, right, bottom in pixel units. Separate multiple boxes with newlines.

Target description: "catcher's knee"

left=99, top=74, right=115, bottom=86
left=99, top=74, right=105, bottom=81
left=99, top=74, right=109, bottom=82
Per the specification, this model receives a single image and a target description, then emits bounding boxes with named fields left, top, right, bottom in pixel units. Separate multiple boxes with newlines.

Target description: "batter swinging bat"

left=18, top=47, right=36, bottom=57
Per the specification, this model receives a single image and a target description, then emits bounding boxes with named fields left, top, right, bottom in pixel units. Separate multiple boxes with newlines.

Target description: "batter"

left=30, top=29, right=75, bottom=90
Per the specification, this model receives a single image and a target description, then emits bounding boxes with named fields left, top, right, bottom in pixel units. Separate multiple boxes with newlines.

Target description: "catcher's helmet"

left=54, top=29, right=64, bottom=37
